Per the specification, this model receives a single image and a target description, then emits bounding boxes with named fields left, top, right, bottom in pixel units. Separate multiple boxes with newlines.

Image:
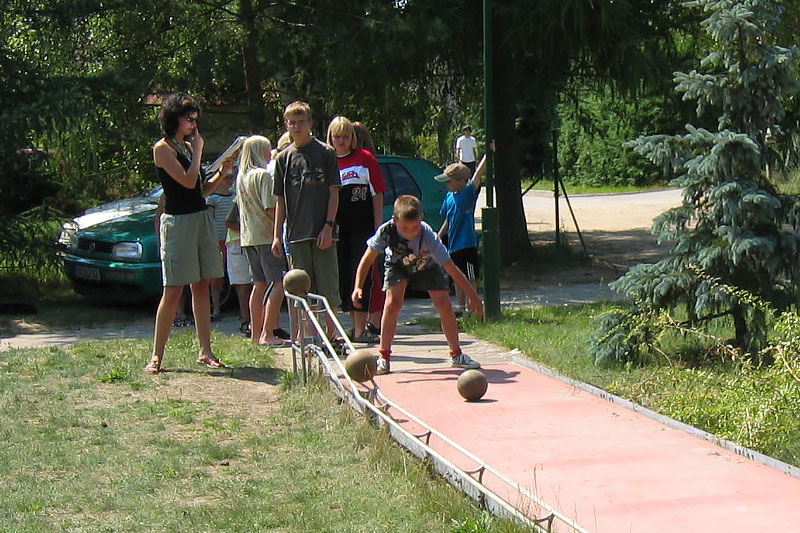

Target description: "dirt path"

left=518, top=188, right=681, bottom=264
left=492, top=188, right=682, bottom=288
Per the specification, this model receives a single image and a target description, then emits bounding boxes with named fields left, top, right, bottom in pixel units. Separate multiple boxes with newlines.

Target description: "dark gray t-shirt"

left=273, top=138, right=340, bottom=243
left=367, top=220, right=450, bottom=272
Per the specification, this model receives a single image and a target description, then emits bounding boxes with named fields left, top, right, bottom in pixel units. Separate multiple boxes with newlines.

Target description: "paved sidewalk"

left=0, top=282, right=623, bottom=352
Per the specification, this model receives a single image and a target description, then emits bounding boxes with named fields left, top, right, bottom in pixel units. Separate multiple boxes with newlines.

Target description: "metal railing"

left=284, top=291, right=589, bottom=533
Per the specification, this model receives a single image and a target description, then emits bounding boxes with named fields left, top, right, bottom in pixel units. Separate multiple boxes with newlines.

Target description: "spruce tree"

left=593, top=0, right=800, bottom=363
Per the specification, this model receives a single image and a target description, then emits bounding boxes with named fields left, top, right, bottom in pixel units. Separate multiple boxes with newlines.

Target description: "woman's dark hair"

left=158, top=92, right=201, bottom=137
left=353, top=121, right=376, bottom=154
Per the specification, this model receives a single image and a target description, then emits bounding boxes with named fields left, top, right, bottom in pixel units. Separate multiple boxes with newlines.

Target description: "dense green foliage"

left=594, top=0, right=800, bottom=361
left=1, top=0, right=704, bottom=276
left=557, top=87, right=676, bottom=187
left=4, top=0, right=800, bottom=277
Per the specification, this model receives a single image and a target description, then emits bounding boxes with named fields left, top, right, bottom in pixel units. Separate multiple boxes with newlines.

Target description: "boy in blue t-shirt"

left=351, top=195, right=484, bottom=375
left=435, top=143, right=492, bottom=314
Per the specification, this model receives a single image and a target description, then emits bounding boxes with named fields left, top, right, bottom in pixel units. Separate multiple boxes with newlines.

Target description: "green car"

left=62, top=155, right=448, bottom=301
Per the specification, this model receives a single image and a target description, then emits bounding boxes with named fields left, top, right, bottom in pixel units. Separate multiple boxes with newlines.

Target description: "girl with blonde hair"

left=327, top=116, right=387, bottom=343
left=236, top=135, right=290, bottom=346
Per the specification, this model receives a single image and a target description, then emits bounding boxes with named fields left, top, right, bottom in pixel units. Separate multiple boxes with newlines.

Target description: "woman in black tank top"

left=145, top=93, right=233, bottom=374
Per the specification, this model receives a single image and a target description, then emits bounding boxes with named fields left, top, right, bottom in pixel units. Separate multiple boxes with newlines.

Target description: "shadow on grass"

left=163, top=365, right=284, bottom=385
left=229, top=365, right=284, bottom=385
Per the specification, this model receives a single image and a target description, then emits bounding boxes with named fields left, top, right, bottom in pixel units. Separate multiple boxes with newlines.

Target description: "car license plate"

left=75, top=265, right=101, bottom=281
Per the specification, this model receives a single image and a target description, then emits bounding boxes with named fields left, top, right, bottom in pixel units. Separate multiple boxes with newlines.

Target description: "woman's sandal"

left=196, top=355, right=227, bottom=369
left=144, top=356, right=162, bottom=374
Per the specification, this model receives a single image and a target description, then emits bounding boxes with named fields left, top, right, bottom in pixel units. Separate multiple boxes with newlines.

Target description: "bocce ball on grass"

left=345, top=349, right=378, bottom=382
left=283, top=268, right=311, bottom=296
left=457, top=369, right=488, bottom=401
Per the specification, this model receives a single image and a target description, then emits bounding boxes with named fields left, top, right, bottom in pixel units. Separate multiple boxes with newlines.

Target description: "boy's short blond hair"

left=444, top=162, right=471, bottom=182
left=393, top=195, right=423, bottom=221
left=284, top=101, right=312, bottom=119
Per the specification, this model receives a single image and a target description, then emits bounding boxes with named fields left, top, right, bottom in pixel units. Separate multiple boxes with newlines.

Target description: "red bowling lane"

left=374, top=363, right=800, bottom=532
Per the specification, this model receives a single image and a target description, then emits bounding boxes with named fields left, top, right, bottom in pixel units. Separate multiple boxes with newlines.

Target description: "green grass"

left=774, top=169, right=800, bottom=195
left=521, top=180, right=672, bottom=196
left=0, top=331, right=529, bottom=532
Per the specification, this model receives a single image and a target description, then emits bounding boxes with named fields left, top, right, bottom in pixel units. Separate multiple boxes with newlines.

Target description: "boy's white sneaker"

left=451, top=353, right=481, bottom=369
left=376, top=358, right=390, bottom=375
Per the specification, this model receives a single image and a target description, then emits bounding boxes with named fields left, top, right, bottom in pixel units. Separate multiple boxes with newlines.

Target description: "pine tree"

left=593, top=0, right=800, bottom=363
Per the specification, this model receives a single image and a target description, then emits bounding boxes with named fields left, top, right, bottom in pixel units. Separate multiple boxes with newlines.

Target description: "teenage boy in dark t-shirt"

left=272, top=101, right=342, bottom=334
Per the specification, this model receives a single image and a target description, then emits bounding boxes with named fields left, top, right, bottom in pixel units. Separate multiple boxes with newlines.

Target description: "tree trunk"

left=240, top=0, right=266, bottom=132
left=491, top=26, right=532, bottom=264
left=732, top=306, right=747, bottom=350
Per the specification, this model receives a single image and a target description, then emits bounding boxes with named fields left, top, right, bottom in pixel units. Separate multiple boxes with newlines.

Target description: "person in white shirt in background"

left=455, top=126, right=477, bottom=174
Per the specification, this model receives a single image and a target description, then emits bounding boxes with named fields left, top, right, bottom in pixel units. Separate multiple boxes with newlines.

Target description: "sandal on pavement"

left=144, top=356, right=162, bottom=374
left=196, top=355, right=227, bottom=368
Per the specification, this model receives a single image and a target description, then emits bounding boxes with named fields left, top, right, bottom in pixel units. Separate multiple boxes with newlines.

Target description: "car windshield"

left=145, top=185, right=163, bottom=200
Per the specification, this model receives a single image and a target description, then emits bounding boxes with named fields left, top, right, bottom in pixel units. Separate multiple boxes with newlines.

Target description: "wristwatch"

left=325, top=220, right=335, bottom=227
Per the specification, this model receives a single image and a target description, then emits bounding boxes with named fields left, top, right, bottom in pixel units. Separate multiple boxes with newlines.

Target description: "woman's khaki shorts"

left=160, top=209, right=224, bottom=286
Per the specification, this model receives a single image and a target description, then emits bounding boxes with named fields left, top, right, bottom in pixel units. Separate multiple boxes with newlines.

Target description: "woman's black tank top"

left=156, top=144, right=206, bottom=215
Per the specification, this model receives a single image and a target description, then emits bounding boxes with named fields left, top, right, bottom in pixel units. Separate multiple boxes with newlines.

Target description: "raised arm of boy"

left=472, top=140, right=495, bottom=191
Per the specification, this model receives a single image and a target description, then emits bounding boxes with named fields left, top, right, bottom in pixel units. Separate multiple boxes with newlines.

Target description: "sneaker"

left=331, top=337, right=348, bottom=358
left=376, top=358, right=390, bottom=375
left=354, top=331, right=380, bottom=344
left=240, top=321, right=251, bottom=337
left=451, top=353, right=481, bottom=369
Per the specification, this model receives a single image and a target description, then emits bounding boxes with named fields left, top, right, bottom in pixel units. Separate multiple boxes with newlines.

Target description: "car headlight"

left=112, top=242, right=143, bottom=259
left=58, top=221, right=78, bottom=249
